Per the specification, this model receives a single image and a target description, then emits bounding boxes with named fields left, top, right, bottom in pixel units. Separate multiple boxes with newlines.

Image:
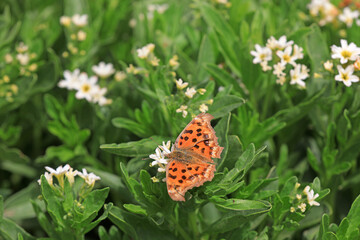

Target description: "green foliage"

left=1, top=0, right=360, bottom=239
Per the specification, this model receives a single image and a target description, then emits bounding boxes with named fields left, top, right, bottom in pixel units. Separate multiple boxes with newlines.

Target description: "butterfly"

left=164, top=113, right=223, bottom=201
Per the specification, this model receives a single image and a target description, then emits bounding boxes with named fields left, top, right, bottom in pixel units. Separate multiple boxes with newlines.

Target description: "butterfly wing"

left=166, top=159, right=215, bottom=201
left=174, top=113, right=223, bottom=159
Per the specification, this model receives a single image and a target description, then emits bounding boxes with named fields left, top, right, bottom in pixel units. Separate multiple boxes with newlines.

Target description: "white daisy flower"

left=37, top=172, right=53, bottom=185
left=323, top=60, right=333, bottom=71
left=92, top=62, right=115, bottom=78
left=273, top=62, right=286, bottom=77
left=260, top=61, right=272, bottom=71
left=91, top=85, right=109, bottom=106
left=77, top=168, right=101, bottom=187
left=185, top=87, right=197, bottom=98
left=292, top=45, right=304, bottom=60
left=58, top=69, right=81, bottom=90
left=339, top=7, right=359, bottom=27
left=16, top=53, right=30, bottom=65
left=331, top=39, right=360, bottom=64
left=176, top=105, right=188, bottom=118
left=159, top=141, right=172, bottom=154
left=136, top=43, right=155, bottom=59
left=72, top=14, right=88, bottom=27
left=175, top=78, right=188, bottom=90
left=298, top=203, right=306, bottom=212
left=290, top=64, right=308, bottom=88
left=75, top=73, right=98, bottom=101
left=149, top=147, right=168, bottom=167
left=45, top=164, right=71, bottom=177
left=266, top=36, right=293, bottom=50
left=277, top=46, right=296, bottom=66
left=303, top=185, right=320, bottom=206
left=335, top=65, right=359, bottom=87
left=250, top=44, right=272, bottom=64
left=199, top=103, right=208, bottom=113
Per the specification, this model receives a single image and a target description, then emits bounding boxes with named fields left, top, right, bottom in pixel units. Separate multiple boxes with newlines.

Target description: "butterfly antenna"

left=150, top=137, right=162, bottom=146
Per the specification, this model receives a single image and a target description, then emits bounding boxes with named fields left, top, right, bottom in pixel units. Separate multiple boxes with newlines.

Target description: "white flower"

left=260, top=61, right=272, bottom=72
left=159, top=141, right=172, bottom=154
left=77, top=30, right=87, bottom=41
left=266, top=36, right=293, bottom=50
left=77, top=168, right=101, bottom=187
left=58, top=69, right=81, bottom=90
left=37, top=172, right=53, bottom=185
left=335, top=65, right=359, bottom=87
left=296, top=194, right=302, bottom=200
left=60, top=16, right=71, bottom=26
left=72, top=14, right=88, bottom=27
left=276, top=75, right=286, bottom=85
left=169, top=55, right=179, bottom=68
left=176, top=105, right=188, bottom=118
left=303, top=185, right=320, bottom=206
left=292, top=45, right=304, bottom=60
left=45, top=164, right=71, bottom=176
left=91, top=85, right=109, bottom=106
left=198, top=88, right=206, bottom=95
left=65, top=167, right=78, bottom=185
left=136, top=43, right=155, bottom=59
left=185, top=87, right=197, bottom=98
left=16, top=53, right=30, bottom=65
left=331, top=39, right=360, bottom=64
left=290, top=207, right=296, bottom=213
left=175, top=78, right=188, bottom=90
left=16, top=42, right=28, bottom=53
left=149, top=147, right=168, bottom=167
left=75, top=73, right=98, bottom=101
left=250, top=44, right=272, bottom=64
left=323, top=60, right=333, bottom=71
left=115, top=71, right=127, bottom=81
left=290, top=64, right=308, bottom=88
left=5, top=54, right=13, bottom=63
left=199, top=103, right=208, bottom=113
left=277, top=46, right=296, bottom=66
left=273, top=62, right=286, bottom=77
left=148, top=4, right=169, bottom=14
left=339, top=7, right=359, bottom=27
left=92, top=62, right=115, bottom=78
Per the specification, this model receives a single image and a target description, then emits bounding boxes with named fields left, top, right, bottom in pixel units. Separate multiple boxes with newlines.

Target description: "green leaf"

left=345, top=194, right=360, bottom=238
left=209, top=95, right=245, bottom=119
left=78, top=188, right=110, bottom=224
left=123, top=204, right=147, bottom=216
left=100, top=136, right=163, bottom=157
left=108, top=206, right=139, bottom=240
left=211, top=197, right=271, bottom=215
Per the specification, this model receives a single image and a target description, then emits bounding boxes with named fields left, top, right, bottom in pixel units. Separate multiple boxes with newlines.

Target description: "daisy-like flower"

left=159, top=140, right=172, bottom=154
left=290, top=64, right=308, bottom=88
left=175, top=78, right=188, bottom=90
left=266, top=36, right=293, bottom=50
left=277, top=46, right=296, bottom=66
left=276, top=75, right=286, bottom=85
left=72, top=14, right=88, bottom=27
left=137, top=43, right=155, bottom=59
left=260, top=61, right=272, bottom=71
left=323, top=60, right=333, bottom=71
left=292, top=45, right=304, bottom=60
left=169, top=55, right=179, bottom=68
left=290, top=207, right=296, bottom=213
left=335, top=65, right=359, bottom=87
left=16, top=53, right=30, bottom=65
left=185, top=87, right=197, bottom=98
left=339, top=7, right=359, bottom=27
left=250, top=44, right=272, bottom=64
left=65, top=167, right=78, bottom=185
left=37, top=172, right=53, bottom=185
left=331, top=39, right=360, bottom=64
left=60, top=16, right=71, bottom=27
left=273, top=62, right=286, bottom=77
left=77, top=168, right=101, bottom=187
left=58, top=69, right=81, bottom=90
left=92, top=62, right=115, bottom=78
left=296, top=194, right=302, bottom=200
left=75, top=73, right=98, bottom=101
left=176, top=105, right=188, bottom=118
left=199, top=103, right=208, bottom=113
left=91, top=85, right=109, bottom=106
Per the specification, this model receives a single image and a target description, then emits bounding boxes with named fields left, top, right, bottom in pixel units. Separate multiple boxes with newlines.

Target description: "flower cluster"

left=147, top=4, right=169, bottom=19
left=37, top=164, right=101, bottom=188
left=324, top=39, right=360, bottom=87
left=58, top=66, right=112, bottom=106
left=147, top=141, right=173, bottom=182
left=136, top=43, right=160, bottom=66
left=174, top=78, right=211, bottom=118
left=307, top=0, right=360, bottom=28
left=289, top=183, right=320, bottom=214
left=60, top=14, right=88, bottom=56
left=251, top=36, right=310, bottom=88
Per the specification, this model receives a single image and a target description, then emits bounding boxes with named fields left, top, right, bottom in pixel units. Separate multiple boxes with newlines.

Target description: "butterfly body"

left=165, top=113, right=223, bottom=201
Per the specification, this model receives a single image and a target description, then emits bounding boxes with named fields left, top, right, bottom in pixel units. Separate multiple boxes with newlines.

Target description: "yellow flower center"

left=341, top=73, right=349, bottom=81
left=283, top=54, right=291, bottom=62
left=81, top=84, right=90, bottom=93
left=341, top=50, right=352, bottom=59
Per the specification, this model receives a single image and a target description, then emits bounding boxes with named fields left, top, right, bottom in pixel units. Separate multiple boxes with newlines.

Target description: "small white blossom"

left=290, top=207, right=296, bottom=213
left=331, top=39, right=360, bottom=64
left=323, top=60, right=333, bottom=71
left=260, top=61, right=272, bottom=71
left=175, top=78, right=188, bottom=90
left=75, top=73, right=98, bottom=101
left=266, top=36, right=293, bottom=50
left=290, top=64, right=308, bottom=88
left=137, top=43, right=155, bottom=59
left=199, top=103, right=208, bottom=113
left=303, top=185, right=320, bottom=206
left=115, top=71, right=127, bottom=81
left=273, top=62, right=286, bottom=77
left=298, top=203, right=307, bottom=212
left=16, top=42, right=28, bottom=53
left=92, top=62, right=115, bottom=78
left=45, top=164, right=71, bottom=177
left=16, top=53, right=30, bottom=65
left=91, top=85, right=109, bottom=106
left=149, top=147, right=168, bottom=167
left=198, top=88, right=206, bottom=95
left=77, top=168, right=101, bottom=187
left=60, top=16, right=71, bottom=26
left=250, top=44, right=272, bottom=64
left=58, top=69, right=81, bottom=90
left=37, top=172, right=53, bottom=185
left=160, top=141, right=172, bottom=154
left=77, top=30, right=87, bottom=41
left=292, top=45, right=304, bottom=60
left=185, top=87, right=197, bottom=98
left=176, top=105, right=188, bottom=118
left=339, top=7, right=359, bottom=27
left=65, top=167, right=78, bottom=185
left=335, top=65, right=359, bottom=87
left=72, top=14, right=88, bottom=27
left=277, top=46, right=296, bottom=66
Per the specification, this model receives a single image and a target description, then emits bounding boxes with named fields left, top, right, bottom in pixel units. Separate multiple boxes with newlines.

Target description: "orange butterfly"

left=165, top=113, right=223, bottom=201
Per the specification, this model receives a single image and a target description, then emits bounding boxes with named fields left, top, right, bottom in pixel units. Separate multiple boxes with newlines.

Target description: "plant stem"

left=170, top=215, right=192, bottom=240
